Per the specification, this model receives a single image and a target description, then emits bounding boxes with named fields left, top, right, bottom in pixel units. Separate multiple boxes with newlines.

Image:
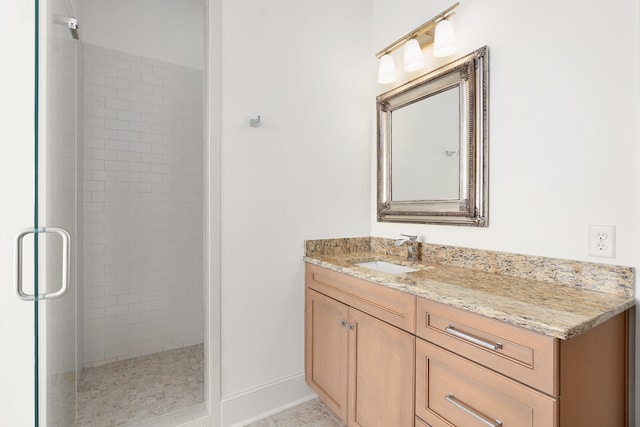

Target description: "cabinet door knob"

left=338, top=319, right=355, bottom=330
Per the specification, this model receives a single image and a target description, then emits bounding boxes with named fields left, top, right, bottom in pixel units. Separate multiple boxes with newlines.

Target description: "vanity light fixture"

left=403, top=38, right=424, bottom=72
left=378, top=54, right=397, bottom=84
left=434, top=19, right=457, bottom=57
left=376, top=2, right=460, bottom=84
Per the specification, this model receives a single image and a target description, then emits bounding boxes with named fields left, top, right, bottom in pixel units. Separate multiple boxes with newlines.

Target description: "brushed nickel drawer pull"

left=445, top=393, right=502, bottom=427
left=445, top=325, right=503, bottom=350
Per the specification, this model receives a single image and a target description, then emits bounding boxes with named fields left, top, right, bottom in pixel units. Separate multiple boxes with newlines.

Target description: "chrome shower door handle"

left=15, top=227, right=71, bottom=301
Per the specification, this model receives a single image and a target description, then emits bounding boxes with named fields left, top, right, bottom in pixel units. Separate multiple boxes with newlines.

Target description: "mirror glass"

left=391, top=86, right=460, bottom=200
left=377, top=46, right=488, bottom=226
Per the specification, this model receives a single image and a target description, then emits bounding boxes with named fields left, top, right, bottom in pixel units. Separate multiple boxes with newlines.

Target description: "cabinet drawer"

left=416, top=339, right=557, bottom=427
left=306, top=264, right=416, bottom=333
left=416, top=298, right=557, bottom=395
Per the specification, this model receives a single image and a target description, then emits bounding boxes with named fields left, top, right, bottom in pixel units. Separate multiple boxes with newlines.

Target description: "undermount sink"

left=355, top=261, right=418, bottom=274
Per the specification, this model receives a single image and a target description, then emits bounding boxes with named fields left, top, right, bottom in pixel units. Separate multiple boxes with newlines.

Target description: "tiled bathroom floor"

left=77, top=344, right=204, bottom=426
left=244, top=399, right=345, bottom=427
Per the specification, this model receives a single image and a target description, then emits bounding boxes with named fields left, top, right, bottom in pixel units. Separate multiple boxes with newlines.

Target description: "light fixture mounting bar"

left=375, top=2, right=460, bottom=59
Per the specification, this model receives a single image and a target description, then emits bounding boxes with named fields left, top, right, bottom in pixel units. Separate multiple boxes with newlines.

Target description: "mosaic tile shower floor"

left=244, top=399, right=345, bottom=427
left=77, top=344, right=204, bottom=426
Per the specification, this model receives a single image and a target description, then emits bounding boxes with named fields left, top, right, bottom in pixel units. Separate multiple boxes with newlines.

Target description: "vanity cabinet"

left=305, top=264, right=415, bottom=426
left=305, top=263, right=629, bottom=427
left=415, top=298, right=628, bottom=427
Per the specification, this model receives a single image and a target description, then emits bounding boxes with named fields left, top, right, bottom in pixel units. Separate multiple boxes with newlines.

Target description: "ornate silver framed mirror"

left=377, top=46, right=488, bottom=226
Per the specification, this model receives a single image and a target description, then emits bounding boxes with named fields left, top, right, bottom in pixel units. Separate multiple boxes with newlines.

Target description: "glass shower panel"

left=35, top=0, right=79, bottom=424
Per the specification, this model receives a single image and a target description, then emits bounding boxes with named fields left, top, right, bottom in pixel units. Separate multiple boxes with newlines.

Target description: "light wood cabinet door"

left=416, top=338, right=556, bottom=427
left=305, top=289, right=349, bottom=422
left=306, top=287, right=416, bottom=427
left=348, top=308, right=415, bottom=427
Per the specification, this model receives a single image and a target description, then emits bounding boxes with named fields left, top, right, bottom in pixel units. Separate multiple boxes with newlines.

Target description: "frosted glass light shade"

left=434, top=19, right=457, bottom=57
left=378, top=54, right=397, bottom=84
left=403, top=38, right=424, bottom=72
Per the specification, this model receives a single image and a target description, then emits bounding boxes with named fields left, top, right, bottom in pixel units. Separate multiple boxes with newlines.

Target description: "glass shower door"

left=14, top=0, right=80, bottom=424
left=38, top=0, right=79, bottom=423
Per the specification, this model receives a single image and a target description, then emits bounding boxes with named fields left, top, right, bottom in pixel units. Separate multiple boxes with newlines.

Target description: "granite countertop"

left=304, top=238, right=636, bottom=340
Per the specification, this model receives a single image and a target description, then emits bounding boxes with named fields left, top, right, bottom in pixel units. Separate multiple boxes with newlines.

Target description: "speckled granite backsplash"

left=305, top=237, right=634, bottom=298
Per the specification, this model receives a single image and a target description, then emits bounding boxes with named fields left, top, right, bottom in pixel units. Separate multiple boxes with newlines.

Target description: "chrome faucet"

left=395, top=234, right=418, bottom=263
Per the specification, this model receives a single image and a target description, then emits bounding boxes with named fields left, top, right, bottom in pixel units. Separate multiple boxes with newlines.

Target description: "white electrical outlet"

left=588, top=225, right=616, bottom=258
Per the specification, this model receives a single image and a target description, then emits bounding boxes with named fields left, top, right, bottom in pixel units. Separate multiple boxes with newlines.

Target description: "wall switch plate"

left=588, top=225, right=616, bottom=258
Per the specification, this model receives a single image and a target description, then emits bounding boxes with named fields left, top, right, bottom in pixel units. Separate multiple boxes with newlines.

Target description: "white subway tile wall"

left=47, top=29, right=80, bottom=426
left=81, top=44, right=204, bottom=367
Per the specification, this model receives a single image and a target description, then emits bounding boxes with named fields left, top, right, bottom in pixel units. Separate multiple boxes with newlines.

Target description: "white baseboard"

left=221, top=371, right=315, bottom=427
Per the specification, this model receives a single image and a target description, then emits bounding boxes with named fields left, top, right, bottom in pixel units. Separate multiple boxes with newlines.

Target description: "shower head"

left=53, top=15, right=79, bottom=40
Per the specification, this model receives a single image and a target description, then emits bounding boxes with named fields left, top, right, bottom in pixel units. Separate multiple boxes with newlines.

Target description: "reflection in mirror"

left=392, top=86, right=460, bottom=201
left=377, top=46, right=488, bottom=226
